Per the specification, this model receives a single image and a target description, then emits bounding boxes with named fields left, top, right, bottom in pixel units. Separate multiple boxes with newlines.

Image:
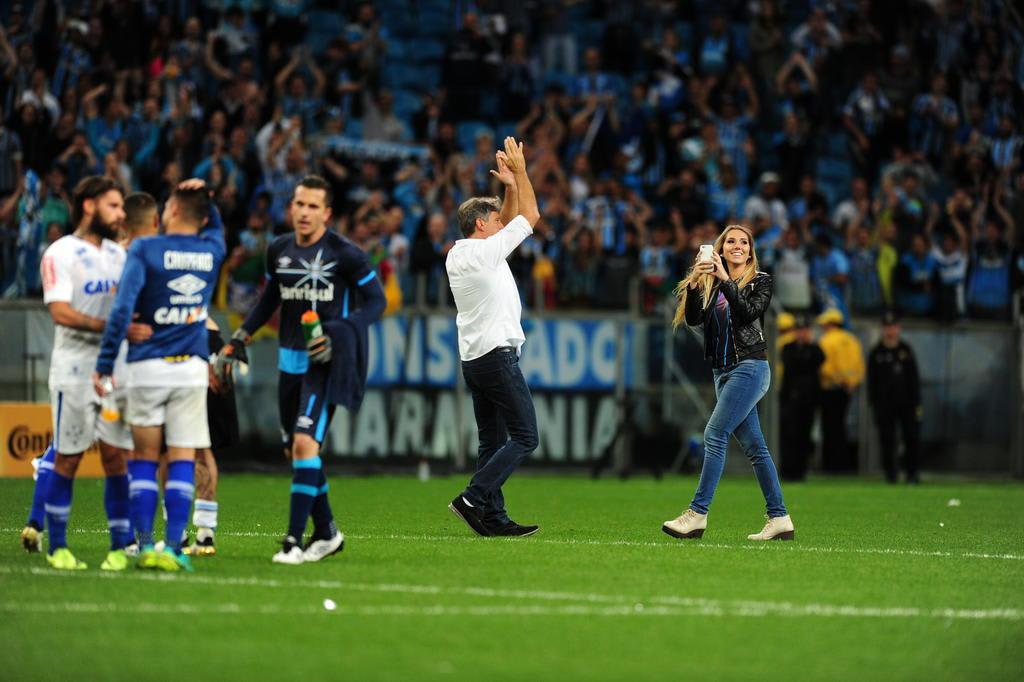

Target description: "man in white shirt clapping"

left=445, top=136, right=541, bottom=537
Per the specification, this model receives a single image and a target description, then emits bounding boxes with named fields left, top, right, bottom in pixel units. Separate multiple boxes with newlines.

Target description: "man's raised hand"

left=502, top=136, right=526, bottom=174
left=490, top=151, right=516, bottom=187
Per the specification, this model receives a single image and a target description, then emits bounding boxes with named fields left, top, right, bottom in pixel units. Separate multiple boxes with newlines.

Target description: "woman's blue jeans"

left=689, top=360, right=788, bottom=518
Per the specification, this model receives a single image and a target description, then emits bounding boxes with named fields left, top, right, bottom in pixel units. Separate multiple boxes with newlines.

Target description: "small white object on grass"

left=947, top=499, right=961, bottom=507
left=323, top=598, right=337, bottom=611
left=939, top=522, right=945, bottom=528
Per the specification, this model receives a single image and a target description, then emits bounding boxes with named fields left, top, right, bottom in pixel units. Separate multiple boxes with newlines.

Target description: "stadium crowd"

left=0, top=0, right=1022, bottom=321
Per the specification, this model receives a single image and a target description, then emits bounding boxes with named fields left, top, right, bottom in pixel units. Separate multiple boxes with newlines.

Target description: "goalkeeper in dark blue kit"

left=216, top=175, right=385, bottom=564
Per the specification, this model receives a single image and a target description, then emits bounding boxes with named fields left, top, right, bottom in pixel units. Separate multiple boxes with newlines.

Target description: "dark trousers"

left=462, top=347, right=538, bottom=526
left=875, top=405, right=920, bottom=482
left=820, top=388, right=853, bottom=472
left=780, top=400, right=816, bottom=481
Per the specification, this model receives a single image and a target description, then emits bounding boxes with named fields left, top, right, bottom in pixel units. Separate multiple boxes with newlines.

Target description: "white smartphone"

left=698, top=244, right=714, bottom=264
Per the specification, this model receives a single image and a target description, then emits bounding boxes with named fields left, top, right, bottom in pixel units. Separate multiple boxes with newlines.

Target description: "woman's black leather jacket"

left=683, top=272, right=772, bottom=369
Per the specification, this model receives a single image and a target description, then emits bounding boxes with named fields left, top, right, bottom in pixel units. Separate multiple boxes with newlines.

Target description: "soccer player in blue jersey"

left=94, top=179, right=226, bottom=572
left=216, top=175, right=385, bottom=564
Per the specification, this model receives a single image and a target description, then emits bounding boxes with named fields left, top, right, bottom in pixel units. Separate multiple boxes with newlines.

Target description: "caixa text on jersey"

left=154, top=305, right=209, bottom=324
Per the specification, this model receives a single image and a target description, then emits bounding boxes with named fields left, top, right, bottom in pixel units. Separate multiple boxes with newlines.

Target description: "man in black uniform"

left=217, top=175, right=385, bottom=564
left=779, top=315, right=825, bottom=481
left=867, top=311, right=922, bottom=483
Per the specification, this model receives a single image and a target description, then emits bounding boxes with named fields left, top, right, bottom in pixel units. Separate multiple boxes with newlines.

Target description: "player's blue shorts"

left=278, top=362, right=336, bottom=446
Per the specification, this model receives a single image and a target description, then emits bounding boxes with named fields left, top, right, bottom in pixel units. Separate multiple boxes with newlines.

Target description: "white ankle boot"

left=747, top=514, right=795, bottom=541
left=662, top=509, right=707, bottom=539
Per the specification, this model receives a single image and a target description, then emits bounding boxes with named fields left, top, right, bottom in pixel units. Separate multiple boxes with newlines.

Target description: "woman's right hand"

left=688, top=261, right=714, bottom=288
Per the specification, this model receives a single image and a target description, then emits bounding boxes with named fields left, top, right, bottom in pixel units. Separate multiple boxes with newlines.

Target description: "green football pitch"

left=1, top=474, right=1022, bottom=681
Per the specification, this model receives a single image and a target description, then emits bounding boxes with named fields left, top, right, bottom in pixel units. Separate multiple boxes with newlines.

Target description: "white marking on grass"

left=1, top=566, right=1021, bottom=622
left=0, top=565, right=625, bottom=604
left=4, top=527, right=1022, bottom=562
left=0, top=599, right=1020, bottom=622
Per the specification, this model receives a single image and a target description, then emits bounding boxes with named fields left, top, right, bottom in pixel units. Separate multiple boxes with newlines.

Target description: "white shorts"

left=127, top=385, right=210, bottom=449
left=50, top=384, right=134, bottom=455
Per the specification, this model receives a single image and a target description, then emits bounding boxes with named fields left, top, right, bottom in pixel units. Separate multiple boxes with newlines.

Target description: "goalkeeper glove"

left=214, top=329, right=250, bottom=384
left=307, top=333, right=332, bottom=364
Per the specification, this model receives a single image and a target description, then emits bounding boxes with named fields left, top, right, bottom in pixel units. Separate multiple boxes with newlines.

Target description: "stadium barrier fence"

left=0, top=298, right=1020, bottom=477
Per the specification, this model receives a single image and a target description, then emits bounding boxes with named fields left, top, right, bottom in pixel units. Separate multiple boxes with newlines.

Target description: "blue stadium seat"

left=606, top=73, right=628, bottom=99
left=495, top=121, right=518, bottom=142
left=676, top=21, right=694, bottom=48
left=576, top=20, right=605, bottom=49
left=816, top=158, right=853, bottom=199
left=568, top=1, right=590, bottom=22
left=418, top=11, right=452, bottom=38
left=731, top=25, right=751, bottom=62
left=306, top=10, right=344, bottom=54
left=392, top=90, right=421, bottom=119
left=382, top=15, right=418, bottom=38
left=542, top=70, right=574, bottom=92
left=345, top=118, right=363, bottom=139
left=457, top=120, right=493, bottom=153
left=381, top=62, right=402, bottom=89
left=387, top=40, right=408, bottom=61
left=415, top=64, right=442, bottom=91
left=825, top=130, right=851, bottom=159
left=420, top=0, right=453, bottom=14
left=382, top=61, right=423, bottom=90
left=409, top=37, right=446, bottom=63
left=478, top=92, right=499, bottom=121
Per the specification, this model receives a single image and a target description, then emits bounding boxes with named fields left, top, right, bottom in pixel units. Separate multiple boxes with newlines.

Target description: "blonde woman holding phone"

left=662, top=224, right=795, bottom=541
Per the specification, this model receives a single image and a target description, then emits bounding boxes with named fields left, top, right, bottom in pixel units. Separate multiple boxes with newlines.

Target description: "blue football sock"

left=128, top=460, right=159, bottom=548
left=165, top=460, right=195, bottom=553
left=104, top=473, right=132, bottom=550
left=288, top=457, right=321, bottom=540
left=310, top=468, right=335, bottom=538
left=44, top=470, right=73, bottom=553
left=27, top=444, right=56, bottom=529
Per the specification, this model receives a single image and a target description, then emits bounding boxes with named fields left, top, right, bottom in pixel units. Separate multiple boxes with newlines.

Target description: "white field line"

left=0, top=565, right=1020, bottom=622
left=0, top=598, right=1020, bottom=622
left=4, top=527, right=1022, bottom=562
left=0, top=564, right=647, bottom=604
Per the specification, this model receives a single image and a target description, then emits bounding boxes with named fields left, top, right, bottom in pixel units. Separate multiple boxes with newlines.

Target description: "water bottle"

left=301, top=309, right=323, bottom=343
left=100, top=378, right=120, bottom=422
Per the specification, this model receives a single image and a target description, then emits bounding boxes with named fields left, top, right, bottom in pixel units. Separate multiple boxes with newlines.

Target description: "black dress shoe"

left=448, top=495, right=492, bottom=536
left=490, top=521, right=540, bottom=537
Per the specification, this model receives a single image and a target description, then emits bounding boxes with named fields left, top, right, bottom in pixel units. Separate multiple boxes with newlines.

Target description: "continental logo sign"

left=7, top=425, right=53, bottom=461
left=0, top=402, right=104, bottom=478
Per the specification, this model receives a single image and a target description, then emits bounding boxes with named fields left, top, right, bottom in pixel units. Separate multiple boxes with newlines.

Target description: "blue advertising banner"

left=326, top=389, right=621, bottom=462
left=365, top=315, right=635, bottom=390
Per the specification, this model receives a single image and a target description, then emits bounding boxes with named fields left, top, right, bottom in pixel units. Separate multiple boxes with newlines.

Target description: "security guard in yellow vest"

left=816, top=308, right=865, bottom=471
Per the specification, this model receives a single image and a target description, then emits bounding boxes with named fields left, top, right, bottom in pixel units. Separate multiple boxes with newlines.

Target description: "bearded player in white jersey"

left=36, top=176, right=152, bottom=570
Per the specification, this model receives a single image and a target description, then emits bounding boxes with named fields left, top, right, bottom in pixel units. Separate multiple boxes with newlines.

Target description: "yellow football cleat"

left=100, top=549, right=129, bottom=571
left=154, top=548, right=193, bottom=573
left=46, top=548, right=87, bottom=570
left=136, top=547, right=160, bottom=570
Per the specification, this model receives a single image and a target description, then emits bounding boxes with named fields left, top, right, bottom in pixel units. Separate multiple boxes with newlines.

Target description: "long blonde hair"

left=672, top=224, right=760, bottom=329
